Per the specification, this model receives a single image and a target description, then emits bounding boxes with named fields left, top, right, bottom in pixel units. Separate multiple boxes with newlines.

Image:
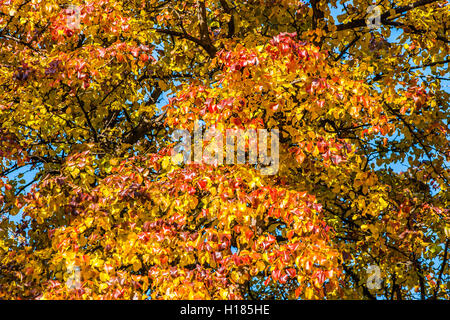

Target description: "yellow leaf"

left=99, top=272, right=109, bottom=282
left=171, top=152, right=184, bottom=165
left=305, top=287, right=314, bottom=299
left=133, top=259, right=142, bottom=272
left=256, top=260, right=266, bottom=272
left=162, top=157, right=170, bottom=170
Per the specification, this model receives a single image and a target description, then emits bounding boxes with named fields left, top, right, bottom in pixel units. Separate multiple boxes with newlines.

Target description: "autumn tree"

left=0, top=0, right=448, bottom=299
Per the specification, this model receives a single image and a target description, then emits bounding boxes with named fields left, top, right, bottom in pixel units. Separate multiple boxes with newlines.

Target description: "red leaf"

left=279, top=273, right=289, bottom=284
left=272, top=268, right=281, bottom=282
left=295, top=286, right=303, bottom=298
left=197, top=179, right=207, bottom=190
left=140, top=53, right=149, bottom=62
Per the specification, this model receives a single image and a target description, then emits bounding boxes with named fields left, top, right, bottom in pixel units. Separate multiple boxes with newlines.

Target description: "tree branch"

left=154, top=28, right=217, bottom=57
left=433, top=239, right=449, bottom=299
